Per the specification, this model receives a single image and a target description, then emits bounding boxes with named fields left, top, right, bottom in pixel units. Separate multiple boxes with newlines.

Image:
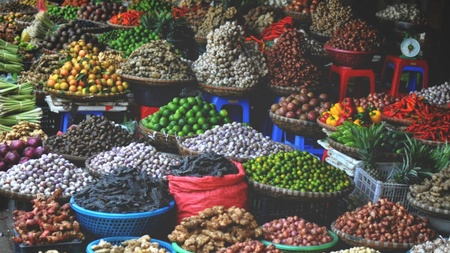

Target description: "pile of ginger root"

left=12, top=188, right=84, bottom=245
left=168, top=206, right=263, bottom=253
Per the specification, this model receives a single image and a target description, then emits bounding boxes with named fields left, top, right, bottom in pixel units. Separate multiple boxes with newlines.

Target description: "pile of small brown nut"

left=193, top=22, right=267, bottom=88
left=196, top=6, right=237, bottom=38
left=265, top=28, right=320, bottom=87
left=118, top=40, right=195, bottom=80
left=325, top=20, right=380, bottom=52
left=310, top=0, right=353, bottom=36
left=168, top=206, right=263, bottom=253
left=244, top=6, right=282, bottom=35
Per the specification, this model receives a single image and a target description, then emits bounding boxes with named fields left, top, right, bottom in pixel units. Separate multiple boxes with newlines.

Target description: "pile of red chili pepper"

left=384, top=94, right=450, bottom=142
left=260, top=16, right=293, bottom=42
left=382, top=94, right=428, bottom=122
left=109, top=10, right=143, bottom=26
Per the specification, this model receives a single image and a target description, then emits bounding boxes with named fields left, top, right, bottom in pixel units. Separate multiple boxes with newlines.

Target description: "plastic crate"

left=39, top=105, right=60, bottom=136
left=248, top=189, right=348, bottom=227
left=86, top=237, right=175, bottom=253
left=70, top=197, right=176, bottom=238
left=352, top=164, right=417, bottom=212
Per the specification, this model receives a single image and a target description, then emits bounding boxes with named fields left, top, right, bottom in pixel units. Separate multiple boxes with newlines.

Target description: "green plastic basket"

left=172, top=242, right=194, bottom=253
left=261, top=230, right=339, bottom=253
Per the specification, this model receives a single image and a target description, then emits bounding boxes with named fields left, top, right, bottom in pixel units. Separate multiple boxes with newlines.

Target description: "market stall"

left=0, top=0, right=450, bottom=253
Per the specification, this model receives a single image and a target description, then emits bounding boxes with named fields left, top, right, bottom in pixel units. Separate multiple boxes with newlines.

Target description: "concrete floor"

left=0, top=198, right=17, bottom=253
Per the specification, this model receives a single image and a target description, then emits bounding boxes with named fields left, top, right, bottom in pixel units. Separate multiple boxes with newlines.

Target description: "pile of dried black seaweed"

left=170, top=153, right=238, bottom=177
left=73, top=167, right=172, bottom=213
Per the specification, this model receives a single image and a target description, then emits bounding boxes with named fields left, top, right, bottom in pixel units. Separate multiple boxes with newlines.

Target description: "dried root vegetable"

left=410, top=166, right=450, bottom=210
left=90, top=235, right=168, bottom=253
left=99, top=50, right=126, bottom=71
left=0, top=121, right=47, bottom=144
left=12, top=188, right=84, bottom=245
left=168, top=206, right=263, bottom=253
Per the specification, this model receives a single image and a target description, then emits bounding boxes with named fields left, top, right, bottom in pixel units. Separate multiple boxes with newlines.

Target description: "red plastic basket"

left=324, top=45, right=376, bottom=68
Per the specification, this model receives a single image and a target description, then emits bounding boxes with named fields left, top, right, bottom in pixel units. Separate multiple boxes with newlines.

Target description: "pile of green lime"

left=128, top=0, right=171, bottom=12
left=47, top=5, right=79, bottom=20
left=141, top=96, right=231, bottom=137
left=108, top=26, right=159, bottom=57
left=244, top=151, right=351, bottom=193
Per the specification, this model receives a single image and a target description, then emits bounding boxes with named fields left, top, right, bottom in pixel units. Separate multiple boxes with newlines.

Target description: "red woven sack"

left=168, top=161, right=248, bottom=224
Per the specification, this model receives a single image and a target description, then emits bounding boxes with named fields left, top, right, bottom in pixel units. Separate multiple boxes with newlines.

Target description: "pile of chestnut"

left=270, top=88, right=331, bottom=122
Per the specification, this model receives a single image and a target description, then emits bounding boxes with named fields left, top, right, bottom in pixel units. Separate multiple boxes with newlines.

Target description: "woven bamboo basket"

left=331, top=222, right=422, bottom=252
left=284, top=10, right=312, bottom=24
left=45, top=87, right=127, bottom=102
left=198, top=83, right=258, bottom=97
left=139, top=121, right=185, bottom=153
left=381, top=115, right=414, bottom=126
left=177, top=138, right=293, bottom=163
left=120, top=73, right=196, bottom=87
left=270, top=112, right=325, bottom=138
left=0, top=187, right=71, bottom=203
left=248, top=179, right=354, bottom=200
left=413, top=137, right=448, bottom=147
left=407, top=193, right=450, bottom=220
left=316, top=118, right=338, bottom=132
left=106, top=20, right=137, bottom=29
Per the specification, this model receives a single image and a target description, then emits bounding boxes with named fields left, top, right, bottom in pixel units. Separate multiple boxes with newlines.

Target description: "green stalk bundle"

left=0, top=108, right=42, bottom=126
left=0, top=81, right=33, bottom=95
left=0, top=96, right=36, bottom=115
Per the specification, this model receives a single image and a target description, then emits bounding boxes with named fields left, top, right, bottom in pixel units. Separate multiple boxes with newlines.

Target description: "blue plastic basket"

left=70, top=197, right=176, bottom=238
left=87, top=237, right=175, bottom=253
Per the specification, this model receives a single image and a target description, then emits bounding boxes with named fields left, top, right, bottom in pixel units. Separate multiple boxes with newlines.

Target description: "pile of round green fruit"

left=141, top=96, right=231, bottom=137
left=47, top=5, right=79, bottom=20
left=244, top=150, right=351, bottom=192
left=107, top=26, right=159, bottom=57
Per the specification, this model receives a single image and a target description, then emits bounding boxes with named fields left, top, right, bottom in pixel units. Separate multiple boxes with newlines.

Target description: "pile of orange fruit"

left=45, top=40, right=128, bottom=95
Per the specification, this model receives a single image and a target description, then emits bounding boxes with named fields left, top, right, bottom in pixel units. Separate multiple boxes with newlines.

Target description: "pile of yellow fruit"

left=45, top=40, right=128, bottom=95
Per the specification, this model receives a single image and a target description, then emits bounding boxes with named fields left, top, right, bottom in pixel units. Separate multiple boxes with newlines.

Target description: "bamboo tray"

left=407, top=193, right=450, bottom=220
left=331, top=222, right=421, bottom=252
left=139, top=121, right=187, bottom=153
left=194, top=35, right=207, bottom=45
left=45, top=87, right=128, bottom=102
left=309, top=30, right=332, bottom=43
left=327, top=137, right=403, bottom=161
left=267, top=84, right=302, bottom=97
left=413, top=137, right=448, bottom=147
left=106, top=20, right=137, bottom=29
left=248, top=179, right=354, bottom=200
left=381, top=115, right=415, bottom=126
left=177, top=140, right=249, bottom=163
left=177, top=138, right=293, bottom=164
left=198, top=82, right=258, bottom=97
left=0, top=187, right=71, bottom=202
left=327, top=137, right=360, bottom=159
left=77, top=19, right=110, bottom=33
left=316, top=118, right=338, bottom=132
left=284, top=10, right=312, bottom=24
left=269, top=111, right=325, bottom=138
left=120, top=73, right=196, bottom=87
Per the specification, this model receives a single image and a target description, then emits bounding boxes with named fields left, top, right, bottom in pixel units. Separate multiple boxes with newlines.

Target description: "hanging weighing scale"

left=400, top=36, right=421, bottom=59
left=395, top=21, right=428, bottom=59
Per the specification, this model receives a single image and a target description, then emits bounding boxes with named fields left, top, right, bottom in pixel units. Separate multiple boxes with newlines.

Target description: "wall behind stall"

left=348, top=0, right=450, bottom=85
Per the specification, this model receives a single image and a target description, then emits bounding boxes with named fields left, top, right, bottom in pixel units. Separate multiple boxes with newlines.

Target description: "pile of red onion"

left=0, top=137, right=49, bottom=171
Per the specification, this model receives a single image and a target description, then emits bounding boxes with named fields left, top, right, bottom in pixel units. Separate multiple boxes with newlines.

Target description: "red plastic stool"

left=328, top=64, right=376, bottom=101
left=380, top=55, right=428, bottom=97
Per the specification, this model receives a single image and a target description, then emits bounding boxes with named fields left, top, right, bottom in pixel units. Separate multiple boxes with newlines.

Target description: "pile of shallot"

left=0, top=136, right=48, bottom=171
